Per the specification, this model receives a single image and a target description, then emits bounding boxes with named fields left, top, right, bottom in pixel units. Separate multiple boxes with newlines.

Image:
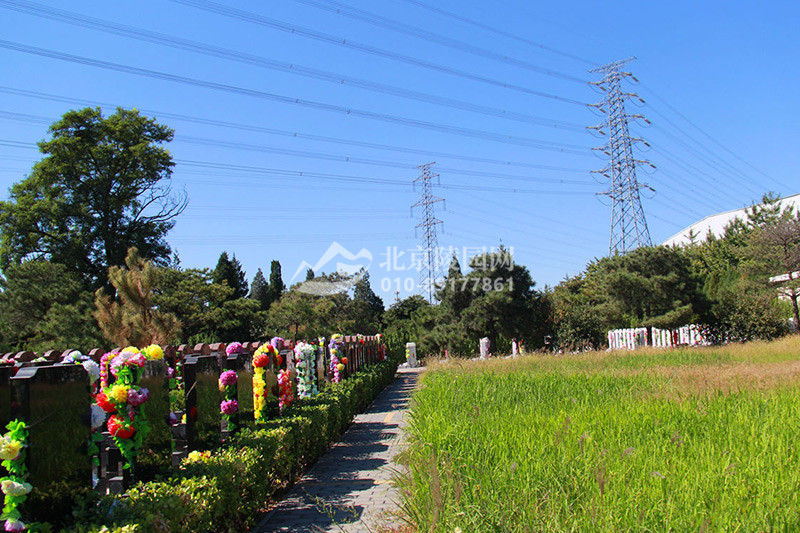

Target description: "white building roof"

left=661, top=193, right=800, bottom=247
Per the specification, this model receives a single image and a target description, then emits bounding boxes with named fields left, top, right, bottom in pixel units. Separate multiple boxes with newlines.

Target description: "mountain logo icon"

left=290, top=242, right=373, bottom=295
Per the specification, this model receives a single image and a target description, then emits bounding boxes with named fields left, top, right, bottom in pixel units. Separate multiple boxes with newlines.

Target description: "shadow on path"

left=253, top=368, right=422, bottom=533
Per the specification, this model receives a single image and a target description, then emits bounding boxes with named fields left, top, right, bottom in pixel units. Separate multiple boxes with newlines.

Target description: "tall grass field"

left=399, top=337, right=800, bottom=532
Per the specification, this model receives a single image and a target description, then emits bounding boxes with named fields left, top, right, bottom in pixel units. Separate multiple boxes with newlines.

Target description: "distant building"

left=661, top=193, right=800, bottom=247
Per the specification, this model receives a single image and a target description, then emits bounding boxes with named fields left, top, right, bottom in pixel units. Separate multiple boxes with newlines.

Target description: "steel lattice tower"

left=589, top=57, right=654, bottom=254
left=412, top=162, right=444, bottom=302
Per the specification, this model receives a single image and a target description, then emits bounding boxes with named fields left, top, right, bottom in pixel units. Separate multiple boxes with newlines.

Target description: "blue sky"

left=0, top=0, right=797, bottom=304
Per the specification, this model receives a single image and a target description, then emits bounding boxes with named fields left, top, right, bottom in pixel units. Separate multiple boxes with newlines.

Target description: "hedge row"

left=63, top=360, right=398, bottom=533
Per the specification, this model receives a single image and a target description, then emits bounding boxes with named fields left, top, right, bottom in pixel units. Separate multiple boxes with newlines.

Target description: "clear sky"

left=0, top=0, right=797, bottom=304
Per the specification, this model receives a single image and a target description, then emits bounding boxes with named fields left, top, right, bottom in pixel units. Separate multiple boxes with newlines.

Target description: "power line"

left=395, top=0, right=597, bottom=66
left=641, top=83, right=787, bottom=190
left=292, top=0, right=588, bottom=83
left=0, top=0, right=584, bottom=131
left=0, top=86, right=591, bottom=171
left=170, top=0, right=588, bottom=105
left=174, top=134, right=597, bottom=185
left=0, top=139, right=596, bottom=196
left=644, top=106, right=766, bottom=196
left=0, top=39, right=591, bottom=154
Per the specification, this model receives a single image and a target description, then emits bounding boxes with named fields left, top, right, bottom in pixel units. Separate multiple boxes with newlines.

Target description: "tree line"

left=0, top=108, right=797, bottom=356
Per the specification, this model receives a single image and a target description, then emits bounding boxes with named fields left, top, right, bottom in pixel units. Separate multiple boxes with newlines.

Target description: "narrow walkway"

left=254, top=367, right=422, bottom=533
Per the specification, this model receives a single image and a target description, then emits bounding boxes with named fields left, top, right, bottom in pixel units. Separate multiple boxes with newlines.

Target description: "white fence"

left=607, top=324, right=709, bottom=350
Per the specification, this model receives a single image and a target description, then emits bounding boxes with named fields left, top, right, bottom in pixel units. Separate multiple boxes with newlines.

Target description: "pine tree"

left=249, top=268, right=270, bottom=310
left=266, top=260, right=286, bottom=307
left=213, top=252, right=248, bottom=299
left=352, top=270, right=384, bottom=332
left=94, top=247, right=182, bottom=346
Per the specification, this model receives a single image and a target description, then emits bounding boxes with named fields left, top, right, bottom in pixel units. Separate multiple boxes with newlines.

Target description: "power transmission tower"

left=589, top=57, right=655, bottom=254
left=412, top=162, right=444, bottom=302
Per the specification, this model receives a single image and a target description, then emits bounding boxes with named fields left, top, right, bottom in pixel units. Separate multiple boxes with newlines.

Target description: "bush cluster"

left=61, top=360, right=397, bottom=533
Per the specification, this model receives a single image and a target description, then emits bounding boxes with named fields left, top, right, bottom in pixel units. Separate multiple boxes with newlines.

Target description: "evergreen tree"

left=212, top=251, right=248, bottom=299
left=0, top=260, right=104, bottom=352
left=249, top=268, right=270, bottom=310
left=0, top=107, right=185, bottom=290
left=305, top=268, right=315, bottom=281
left=352, top=270, right=385, bottom=332
left=266, top=260, right=286, bottom=307
left=94, top=248, right=182, bottom=346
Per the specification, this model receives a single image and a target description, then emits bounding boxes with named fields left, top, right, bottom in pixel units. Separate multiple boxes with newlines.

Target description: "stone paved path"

left=253, top=367, right=422, bottom=533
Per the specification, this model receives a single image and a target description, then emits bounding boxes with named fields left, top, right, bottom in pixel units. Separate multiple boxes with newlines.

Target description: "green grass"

left=399, top=336, right=800, bottom=532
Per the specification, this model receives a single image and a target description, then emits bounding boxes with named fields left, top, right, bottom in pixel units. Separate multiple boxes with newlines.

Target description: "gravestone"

left=182, top=354, right=222, bottom=450
left=406, top=342, right=418, bottom=368
left=316, top=341, right=326, bottom=384
left=10, top=364, right=92, bottom=505
left=479, top=337, right=490, bottom=358
left=139, top=359, right=171, bottom=475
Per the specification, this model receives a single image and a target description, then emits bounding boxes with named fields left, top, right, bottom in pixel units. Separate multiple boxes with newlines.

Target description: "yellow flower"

left=1, top=479, right=32, bottom=496
left=109, top=383, right=130, bottom=403
left=0, top=437, right=22, bottom=461
left=186, top=450, right=210, bottom=463
left=122, top=346, right=140, bottom=355
left=144, top=344, right=164, bottom=360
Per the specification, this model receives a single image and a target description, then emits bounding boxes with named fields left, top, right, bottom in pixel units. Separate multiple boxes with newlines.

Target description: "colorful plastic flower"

left=0, top=480, right=32, bottom=497
left=90, top=404, right=106, bottom=429
left=0, top=437, right=22, bottom=461
left=4, top=518, right=25, bottom=532
left=82, top=360, right=100, bottom=383
left=277, top=369, right=293, bottom=411
left=95, top=392, right=116, bottom=413
left=62, top=350, right=87, bottom=364
left=226, top=342, right=243, bottom=355
left=219, top=370, right=238, bottom=387
left=127, top=388, right=150, bottom=407
left=128, top=352, right=147, bottom=368
left=253, top=353, right=269, bottom=368
left=109, top=353, right=129, bottom=377
left=107, top=415, right=135, bottom=439
left=186, top=450, right=210, bottom=463
left=143, top=344, right=164, bottom=360
left=108, top=383, right=130, bottom=404
left=220, top=399, right=239, bottom=415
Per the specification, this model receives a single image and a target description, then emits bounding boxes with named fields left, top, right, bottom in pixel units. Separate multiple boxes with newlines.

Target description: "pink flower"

left=226, top=342, right=243, bottom=355
left=167, top=366, right=176, bottom=378
left=4, top=518, right=26, bottom=532
left=220, top=399, right=239, bottom=415
left=219, top=370, right=238, bottom=387
left=128, top=353, right=146, bottom=367
left=127, top=388, right=150, bottom=407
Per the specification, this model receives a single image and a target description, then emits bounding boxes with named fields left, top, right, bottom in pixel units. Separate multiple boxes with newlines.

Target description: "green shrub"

left=64, top=360, right=398, bottom=533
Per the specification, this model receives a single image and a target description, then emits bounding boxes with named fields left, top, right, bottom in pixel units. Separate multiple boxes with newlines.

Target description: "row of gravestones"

left=0, top=336, right=386, bottom=502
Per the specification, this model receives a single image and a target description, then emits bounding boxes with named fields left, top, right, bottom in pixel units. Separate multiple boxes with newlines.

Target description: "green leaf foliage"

left=0, top=107, right=186, bottom=290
